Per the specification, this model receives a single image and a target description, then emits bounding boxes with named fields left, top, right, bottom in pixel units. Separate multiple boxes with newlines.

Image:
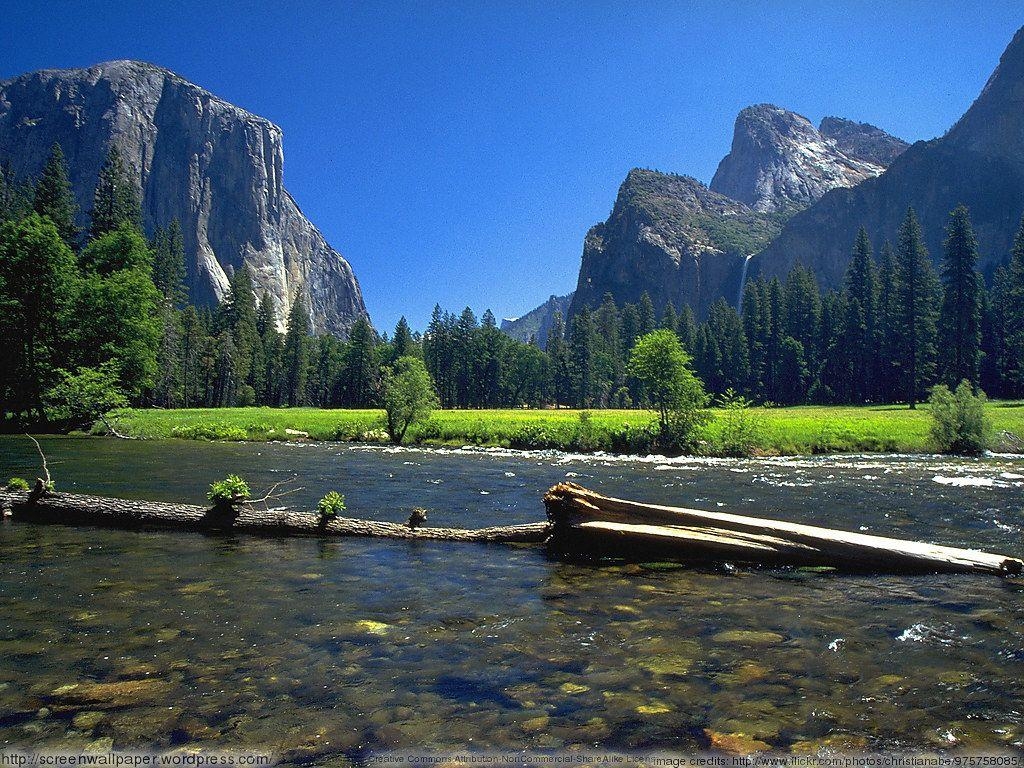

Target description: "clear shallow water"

left=1, top=437, right=1023, bottom=758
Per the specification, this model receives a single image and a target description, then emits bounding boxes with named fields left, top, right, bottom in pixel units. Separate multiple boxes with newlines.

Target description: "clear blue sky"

left=3, top=2, right=1021, bottom=333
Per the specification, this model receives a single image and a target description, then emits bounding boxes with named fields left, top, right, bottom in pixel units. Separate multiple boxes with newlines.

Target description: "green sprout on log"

left=317, top=491, right=346, bottom=519
left=6, top=478, right=30, bottom=492
left=208, top=475, right=251, bottom=506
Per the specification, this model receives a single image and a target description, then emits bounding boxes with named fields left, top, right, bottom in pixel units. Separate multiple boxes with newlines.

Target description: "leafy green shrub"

left=929, top=381, right=991, bottom=455
left=207, top=475, right=251, bottom=505
left=715, top=389, right=763, bottom=457
left=172, top=423, right=248, bottom=441
left=317, top=491, right=346, bottom=518
left=43, top=363, right=128, bottom=429
left=6, top=477, right=30, bottom=492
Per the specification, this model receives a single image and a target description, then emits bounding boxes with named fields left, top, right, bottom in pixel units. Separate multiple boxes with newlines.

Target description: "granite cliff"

left=0, top=60, right=367, bottom=335
left=709, top=104, right=905, bottom=214
left=568, top=169, right=782, bottom=320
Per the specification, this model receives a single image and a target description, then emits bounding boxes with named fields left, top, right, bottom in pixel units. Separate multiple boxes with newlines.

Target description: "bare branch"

left=244, top=475, right=305, bottom=506
left=26, top=434, right=51, bottom=485
left=100, top=414, right=138, bottom=440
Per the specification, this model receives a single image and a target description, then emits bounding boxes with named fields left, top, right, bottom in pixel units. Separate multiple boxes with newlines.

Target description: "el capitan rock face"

left=0, top=60, right=367, bottom=335
left=753, top=26, right=1024, bottom=290
left=709, top=104, right=902, bottom=214
left=568, top=169, right=781, bottom=320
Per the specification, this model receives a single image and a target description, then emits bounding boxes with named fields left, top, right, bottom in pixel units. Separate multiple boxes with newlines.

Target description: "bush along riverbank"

left=93, top=400, right=1024, bottom=457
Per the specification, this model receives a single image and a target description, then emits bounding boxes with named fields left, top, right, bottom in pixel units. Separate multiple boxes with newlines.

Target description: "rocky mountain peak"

left=710, top=104, right=901, bottom=214
left=818, top=116, right=909, bottom=167
left=0, top=61, right=368, bottom=336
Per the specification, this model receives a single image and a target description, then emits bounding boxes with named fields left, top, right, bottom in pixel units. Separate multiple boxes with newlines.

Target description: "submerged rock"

left=704, top=729, right=772, bottom=754
left=49, top=679, right=173, bottom=708
left=712, top=630, right=785, bottom=646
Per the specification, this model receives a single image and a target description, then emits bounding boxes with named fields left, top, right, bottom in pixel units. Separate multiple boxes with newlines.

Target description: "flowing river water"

left=1, top=436, right=1023, bottom=758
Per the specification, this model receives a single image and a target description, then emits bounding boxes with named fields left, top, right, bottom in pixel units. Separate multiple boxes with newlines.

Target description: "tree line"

left=1, top=141, right=1022, bottom=426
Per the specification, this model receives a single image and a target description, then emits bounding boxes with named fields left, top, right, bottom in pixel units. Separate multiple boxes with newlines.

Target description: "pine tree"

left=90, top=146, right=142, bottom=240
left=676, top=305, right=697, bottom=353
left=391, top=316, right=417, bottom=360
left=344, top=316, right=379, bottom=407
left=33, top=143, right=79, bottom=250
left=894, top=208, right=941, bottom=408
left=568, top=308, right=597, bottom=407
left=877, top=241, right=901, bottom=402
left=637, top=292, right=656, bottom=336
left=594, top=294, right=622, bottom=406
left=843, top=228, right=879, bottom=403
left=283, top=293, right=311, bottom=406
left=152, top=219, right=187, bottom=305
left=937, top=206, right=983, bottom=389
left=660, top=301, right=678, bottom=333
left=546, top=311, right=571, bottom=406
left=997, top=218, right=1024, bottom=396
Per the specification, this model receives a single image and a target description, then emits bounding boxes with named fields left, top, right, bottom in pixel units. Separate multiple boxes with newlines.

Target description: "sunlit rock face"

left=569, top=169, right=781, bottom=320
left=0, top=60, right=368, bottom=335
left=710, top=104, right=905, bottom=214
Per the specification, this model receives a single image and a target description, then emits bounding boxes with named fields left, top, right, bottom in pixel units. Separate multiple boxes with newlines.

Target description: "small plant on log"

left=6, top=478, right=30, bottom=491
left=317, top=491, right=346, bottom=519
left=208, top=475, right=251, bottom=506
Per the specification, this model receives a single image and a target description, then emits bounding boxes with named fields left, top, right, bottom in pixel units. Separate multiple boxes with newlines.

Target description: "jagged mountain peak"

left=710, top=103, right=900, bottom=214
left=819, top=116, right=909, bottom=166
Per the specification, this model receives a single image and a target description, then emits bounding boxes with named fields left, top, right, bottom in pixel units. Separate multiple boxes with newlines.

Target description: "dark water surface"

left=1, top=437, right=1023, bottom=757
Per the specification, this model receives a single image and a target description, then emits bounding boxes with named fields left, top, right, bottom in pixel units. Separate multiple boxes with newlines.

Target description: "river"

left=1, top=437, right=1023, bottom=757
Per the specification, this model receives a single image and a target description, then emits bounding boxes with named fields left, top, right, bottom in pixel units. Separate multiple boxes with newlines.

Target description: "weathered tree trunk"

left=0, top=490, right=549, bottom=543
left=544, top=483, right=1024, bottom=575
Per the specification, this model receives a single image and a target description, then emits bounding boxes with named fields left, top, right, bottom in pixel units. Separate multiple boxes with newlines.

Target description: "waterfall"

left=736, top=254, right=753, bottom=311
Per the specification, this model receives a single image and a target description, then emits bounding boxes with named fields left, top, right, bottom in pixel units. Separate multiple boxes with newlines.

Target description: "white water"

left=736, top=254, right=753, bottom=310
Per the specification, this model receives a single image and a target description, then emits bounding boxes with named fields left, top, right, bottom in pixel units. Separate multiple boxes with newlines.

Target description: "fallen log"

left=0, top=490, right=549, bottom=543
left=543, top=483, right=1024, bottom=575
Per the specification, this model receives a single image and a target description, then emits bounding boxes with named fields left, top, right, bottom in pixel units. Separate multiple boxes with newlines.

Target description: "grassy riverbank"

left=104, top=402, right=1024, bottom=456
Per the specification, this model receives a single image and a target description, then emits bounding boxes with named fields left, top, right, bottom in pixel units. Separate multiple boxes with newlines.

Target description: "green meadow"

left=106, top=402, right=1024, bottom=456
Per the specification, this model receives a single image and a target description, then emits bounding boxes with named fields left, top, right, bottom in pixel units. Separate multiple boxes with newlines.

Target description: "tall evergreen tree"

left=676, top=305, right=697, bottom=354
left=90, top=146, right=142, bottom=240
left=391, top=316, right=418, bottom=360
left=152, top=219, right=187, bottom=305
left=546, top=311, right=571, bottom=406
left=894, top=208, right=941, bottom=408
left=996, top=218, right=1024, bottom=397
left=937, top=206, right=983, bottom=389
left=637, top=292, right=656, bottom=336
left=282, top=293, right=311, bottom=406
left=843, top=228, right=879, bottom=403
left=876, top=241, right=901, bottom=402
left=568, top=308, right=597, bottom=407
left=344, top=316, right=379, bottom=406
left=33, top=143, right=79, bottom=251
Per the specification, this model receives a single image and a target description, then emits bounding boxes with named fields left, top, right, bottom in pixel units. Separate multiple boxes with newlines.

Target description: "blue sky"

left=3, top=2, right=1022, bottom=333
